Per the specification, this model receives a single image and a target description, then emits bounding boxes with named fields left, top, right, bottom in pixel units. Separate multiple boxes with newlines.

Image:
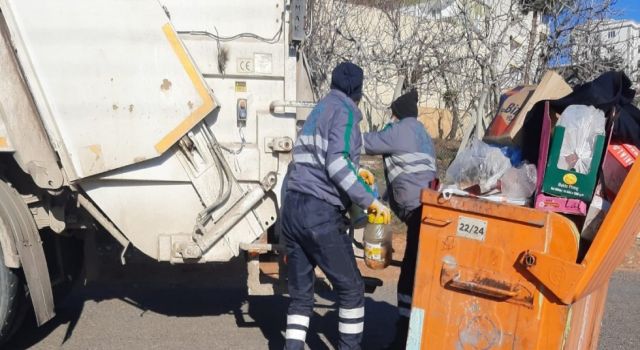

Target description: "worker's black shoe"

left=383, top=318, right=409, bottom=350
left=383, top=336, right=407, bottom=350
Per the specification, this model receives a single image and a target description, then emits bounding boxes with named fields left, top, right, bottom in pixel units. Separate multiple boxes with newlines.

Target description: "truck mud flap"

left=0, top=182, right=54, bottom=325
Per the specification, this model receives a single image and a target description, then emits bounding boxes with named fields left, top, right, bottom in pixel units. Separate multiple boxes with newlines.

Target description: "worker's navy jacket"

left=287, top=89, right=375, bottom=210
left=363, top=117, right=436, bottom=220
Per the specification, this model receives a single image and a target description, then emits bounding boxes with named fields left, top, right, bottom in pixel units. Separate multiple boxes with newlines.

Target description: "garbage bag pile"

left=443, top=70, right=640, bottom=244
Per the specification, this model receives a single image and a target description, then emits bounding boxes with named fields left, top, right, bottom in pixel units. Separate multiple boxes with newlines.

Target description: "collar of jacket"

left=329, top=89, right=361, bottom=119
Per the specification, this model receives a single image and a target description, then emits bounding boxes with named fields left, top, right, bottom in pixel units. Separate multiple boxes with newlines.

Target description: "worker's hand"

left=368, top=200, right=391, bottom=224
left=359, top=168, right=375, bottom=186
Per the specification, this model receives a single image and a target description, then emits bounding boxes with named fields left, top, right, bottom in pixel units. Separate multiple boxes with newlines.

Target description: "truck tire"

left=0, top=248, right=25, bottom=345
left=0, top=181, right=36, bottom=345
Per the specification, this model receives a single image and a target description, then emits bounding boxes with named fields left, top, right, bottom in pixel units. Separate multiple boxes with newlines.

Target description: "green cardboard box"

left=541, top=126, right=605, bottom=201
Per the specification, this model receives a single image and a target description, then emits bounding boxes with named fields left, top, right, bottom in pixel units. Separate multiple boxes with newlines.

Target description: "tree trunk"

left=446, top=108, right=460, bottom=141
left=523, top=10, right=539, bottom=85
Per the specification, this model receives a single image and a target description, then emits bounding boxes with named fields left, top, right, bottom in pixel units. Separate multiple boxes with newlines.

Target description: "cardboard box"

left=602, top=143, right=639, bottom=199
left=535, top=194, right=588, bottom=215
left=541, top=125, right=606, bottom=202
left=534, top=102, right=588, bottom=215
left=484, top=71, right=572, bottom=146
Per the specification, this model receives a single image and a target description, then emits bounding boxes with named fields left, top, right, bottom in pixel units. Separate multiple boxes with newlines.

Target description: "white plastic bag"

left=500, top=163, right=537, bottom=199
left=556, top=105, right=605, bottom=174
left=445, top=139, right=512, bottom=193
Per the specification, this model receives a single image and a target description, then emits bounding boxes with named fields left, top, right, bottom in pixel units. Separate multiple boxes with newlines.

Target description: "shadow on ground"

left=7, top=244, right=397, bottom=350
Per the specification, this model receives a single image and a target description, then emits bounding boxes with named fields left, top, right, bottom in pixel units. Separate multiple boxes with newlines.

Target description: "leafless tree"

left=302, top=0, right=621, bottom=139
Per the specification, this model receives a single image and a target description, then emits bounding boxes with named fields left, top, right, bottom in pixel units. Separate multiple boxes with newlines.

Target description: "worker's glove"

left=368, top=199, right=391, bottom=224
left=359, top=168, right=375, bottom=186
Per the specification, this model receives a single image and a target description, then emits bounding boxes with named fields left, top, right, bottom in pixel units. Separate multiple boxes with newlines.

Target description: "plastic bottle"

left=363, top=213, right=392, bottom=270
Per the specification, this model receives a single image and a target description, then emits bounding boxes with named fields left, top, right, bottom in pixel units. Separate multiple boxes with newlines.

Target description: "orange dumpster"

left=407, top=159, right=640, bottom=349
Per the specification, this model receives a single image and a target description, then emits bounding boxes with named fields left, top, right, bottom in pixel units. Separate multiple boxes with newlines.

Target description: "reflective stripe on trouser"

left=285, top=314, right=310, bottom=345
left=397, top=293, right=412, bottom=318
left=397, top=208, right=422, bottom=319
left=282, top=191, right=365, bottom=350
left=339, top=306, right=364, bottom=341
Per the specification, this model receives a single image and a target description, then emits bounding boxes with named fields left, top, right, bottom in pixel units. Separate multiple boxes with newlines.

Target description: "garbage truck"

left=0, top=0, right=313, bottom=341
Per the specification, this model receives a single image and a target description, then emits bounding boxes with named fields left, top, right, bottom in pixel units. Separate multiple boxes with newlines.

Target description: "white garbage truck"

left=0, top=0, right=313, bottom=341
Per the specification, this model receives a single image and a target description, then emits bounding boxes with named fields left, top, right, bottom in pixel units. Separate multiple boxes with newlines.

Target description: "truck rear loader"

left=0, top=0, right=313, bottom=342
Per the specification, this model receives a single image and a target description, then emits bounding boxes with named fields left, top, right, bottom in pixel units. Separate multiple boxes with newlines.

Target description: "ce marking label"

left=237, top=58, right=254, bottom=73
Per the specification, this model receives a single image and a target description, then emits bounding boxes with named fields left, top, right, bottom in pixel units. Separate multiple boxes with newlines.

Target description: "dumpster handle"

left=445, top=276, right=519, bottom=298
left=423, top=216, right=452, bottom=227
left=441, top=262, right=522, bottom=299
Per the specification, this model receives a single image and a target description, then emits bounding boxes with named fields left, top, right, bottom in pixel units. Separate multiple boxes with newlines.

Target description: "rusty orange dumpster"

left=407, top=160, right=640, bottom=349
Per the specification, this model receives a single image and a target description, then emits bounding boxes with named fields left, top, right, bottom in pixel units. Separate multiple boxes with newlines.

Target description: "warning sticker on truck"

left=456, top=216, right=487, bottom=241
left=254, top=53, right=273, bottom=74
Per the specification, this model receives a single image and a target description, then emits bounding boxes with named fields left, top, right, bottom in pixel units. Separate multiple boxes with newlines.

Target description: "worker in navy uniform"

left=362, top=89, right=437, bottom=348
left=282, top=62, right=391, bottom=350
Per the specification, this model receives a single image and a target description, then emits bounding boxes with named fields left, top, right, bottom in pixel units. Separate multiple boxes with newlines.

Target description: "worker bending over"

left=362, top=89, right=437, bottom=348
left=282, top=62, right=391, bottom=350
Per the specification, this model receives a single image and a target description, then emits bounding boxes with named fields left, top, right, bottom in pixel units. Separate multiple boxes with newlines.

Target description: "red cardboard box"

left=603, top=143, right=639, bottom=199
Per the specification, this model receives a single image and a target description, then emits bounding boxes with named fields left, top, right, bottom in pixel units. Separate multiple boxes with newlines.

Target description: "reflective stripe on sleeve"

left=394, top=152, right=435, bottom=164
left=297, top=134, right=329, bottom=151
left=327, top=158, right=348, bottom=176
left=387, top=162, right=436, bottom=182
left=293, top=153, right=320, bottom=166
left=339, top=172, right=357, bottom=190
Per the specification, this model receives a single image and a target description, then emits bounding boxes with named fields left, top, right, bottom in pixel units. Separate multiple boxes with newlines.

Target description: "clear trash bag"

left=500, top=163, right=538, bottom=200
left=445, top=139, right=512, bottom=193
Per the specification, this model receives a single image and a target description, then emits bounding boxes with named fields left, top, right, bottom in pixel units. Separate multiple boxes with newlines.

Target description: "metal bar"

left=195, top=184, right=268, bottom=251
left=203, top=73, right=284, bottom=81
left=77, top=194, right=130, bottom=248
left=269, top=100, right=316, bottom=113
left=239, top=242, right=284, bottom=252
left=186, top=172, right=278, bottom=256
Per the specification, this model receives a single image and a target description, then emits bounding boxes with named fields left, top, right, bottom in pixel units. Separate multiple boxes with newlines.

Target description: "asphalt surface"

left=600, top=270, right=640, bottom=350
left=5, top=252, right=640, bottom=349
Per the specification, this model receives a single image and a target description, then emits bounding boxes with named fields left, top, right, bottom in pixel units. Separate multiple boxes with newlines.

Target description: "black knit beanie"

left=391, top=89, right=418, bottom=119
left=330, top=62, right=364, bottom=102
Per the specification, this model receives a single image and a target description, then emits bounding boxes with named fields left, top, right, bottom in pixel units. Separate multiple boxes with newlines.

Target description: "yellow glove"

left=368, top=199, right=391, bottom=224
left=359, top=168, right=375, bottom=186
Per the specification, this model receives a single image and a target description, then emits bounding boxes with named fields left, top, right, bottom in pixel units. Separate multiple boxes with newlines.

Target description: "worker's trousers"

left=397, top=208, right=422, bottom=320
left=281, top=191, right=365, bottom=350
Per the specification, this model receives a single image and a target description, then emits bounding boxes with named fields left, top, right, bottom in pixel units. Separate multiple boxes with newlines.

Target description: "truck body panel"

left=1, top=0, right=216, bottom=179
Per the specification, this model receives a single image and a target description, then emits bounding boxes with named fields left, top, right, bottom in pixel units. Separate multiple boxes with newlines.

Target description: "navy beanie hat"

left=330, top=62, right=364, bottom=102
left=391, top=89, right=419, bottom=119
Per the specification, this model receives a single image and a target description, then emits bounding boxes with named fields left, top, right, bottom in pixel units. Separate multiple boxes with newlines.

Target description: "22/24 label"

left=456, top=216, right=487, bottom=241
